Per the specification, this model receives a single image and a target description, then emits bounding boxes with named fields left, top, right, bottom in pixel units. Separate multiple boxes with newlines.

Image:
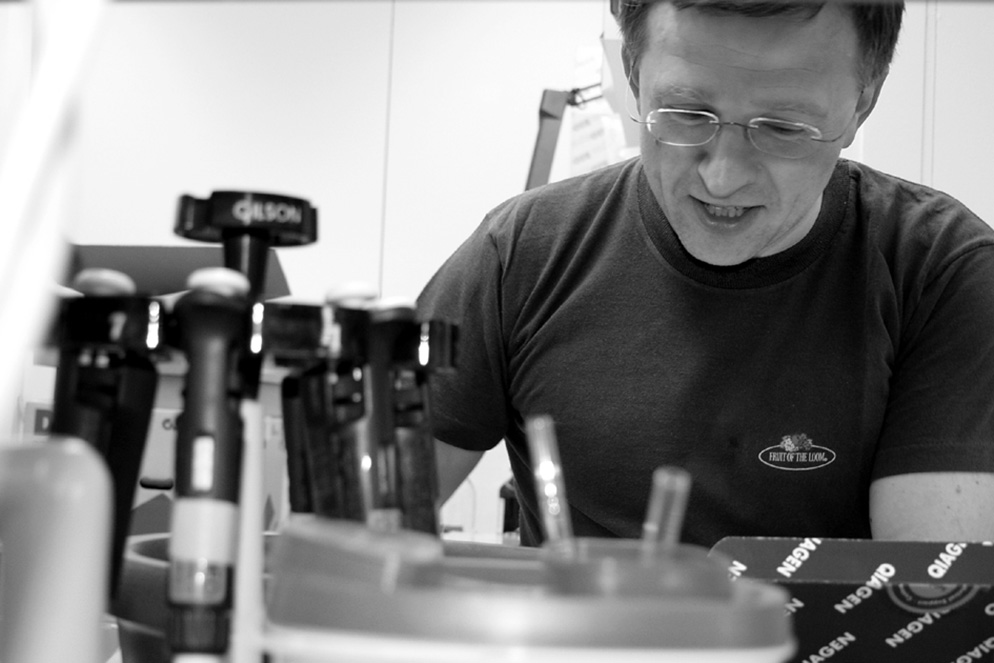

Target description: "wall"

left=930, top=2, right=994, bottom=217
left=839, top=0, right=994, bottom=221
left=70, top=1, right=394, bottom=295
left=379, top=1, right=607, bottom=297
left=0, top=4, right=31, bottom=164
left=63, top=0, right=605, bottom=303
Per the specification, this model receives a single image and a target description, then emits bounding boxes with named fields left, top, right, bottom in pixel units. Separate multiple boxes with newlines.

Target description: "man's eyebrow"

left=762, top=100, right=831, bottom=122
left=651, top=85, right=710, bottom=104
left=647, top=82, right=831, bottom=121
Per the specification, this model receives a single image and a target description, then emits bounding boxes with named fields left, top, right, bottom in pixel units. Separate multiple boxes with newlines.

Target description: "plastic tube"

left=0, top=439, right=112, bottom=663
left=525, top=414, right=574, bottom=550
left=0, top=0, right=106, bottom=432
left=641, top=466, right=692, bottom=558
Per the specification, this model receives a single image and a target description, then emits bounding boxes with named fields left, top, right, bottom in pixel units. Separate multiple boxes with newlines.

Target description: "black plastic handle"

left=175, top=191, right=317, bottom=302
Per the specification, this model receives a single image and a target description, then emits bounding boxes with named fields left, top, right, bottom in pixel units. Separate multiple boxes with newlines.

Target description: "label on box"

left=710, top=537, right=994, bottom=663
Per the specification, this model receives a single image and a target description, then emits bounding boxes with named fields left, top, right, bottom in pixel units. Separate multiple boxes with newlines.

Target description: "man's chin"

left=678, top=232, right=760, bottom=266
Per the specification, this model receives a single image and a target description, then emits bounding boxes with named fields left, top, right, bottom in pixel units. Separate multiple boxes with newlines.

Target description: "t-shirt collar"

left=638, top=161, right=850, bottom=289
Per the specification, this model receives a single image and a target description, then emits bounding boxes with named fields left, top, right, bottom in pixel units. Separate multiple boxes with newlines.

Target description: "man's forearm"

left=869, top=472, right=994, bottom=541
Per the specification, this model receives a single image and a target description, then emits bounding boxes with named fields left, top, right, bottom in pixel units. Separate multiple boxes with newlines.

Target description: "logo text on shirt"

left=758, top=433, right=836, bottom=471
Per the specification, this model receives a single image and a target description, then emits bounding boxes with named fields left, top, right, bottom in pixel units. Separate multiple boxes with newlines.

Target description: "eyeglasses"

left=633, top=108, right=845, bottom=159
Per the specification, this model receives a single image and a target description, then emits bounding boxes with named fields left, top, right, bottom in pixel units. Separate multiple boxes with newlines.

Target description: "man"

left=417, top=0, right=994, bottom=548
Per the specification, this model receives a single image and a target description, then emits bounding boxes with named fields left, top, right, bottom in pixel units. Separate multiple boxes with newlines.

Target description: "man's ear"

left=622, top=48, right=639, bottom=99
left=855, top=71, right=888, bottom=130
left=842, top=73, right=888, bottom=149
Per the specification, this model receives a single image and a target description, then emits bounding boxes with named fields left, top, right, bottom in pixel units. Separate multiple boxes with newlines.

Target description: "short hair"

left=614, top=0, right=905, bottom=87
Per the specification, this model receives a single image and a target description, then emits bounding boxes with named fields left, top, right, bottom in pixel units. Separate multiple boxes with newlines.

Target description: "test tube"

left=641, top=466, right=692, bottom=558
left=525, top=415, right=574, bottom=550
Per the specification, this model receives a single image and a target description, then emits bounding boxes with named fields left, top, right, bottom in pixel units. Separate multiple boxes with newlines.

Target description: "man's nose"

left=696, top=125, right=758, bottom=198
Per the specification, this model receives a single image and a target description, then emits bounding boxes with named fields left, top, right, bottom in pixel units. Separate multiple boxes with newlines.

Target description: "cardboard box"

left=62, top=243, right=290, bottom=298
left=711, top=537, right=994, bottom=663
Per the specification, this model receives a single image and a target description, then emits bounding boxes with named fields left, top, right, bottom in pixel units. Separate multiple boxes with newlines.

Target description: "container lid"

left=539, top=538, right=732, bottom=599
left=267, top=520, right=792, bottom=649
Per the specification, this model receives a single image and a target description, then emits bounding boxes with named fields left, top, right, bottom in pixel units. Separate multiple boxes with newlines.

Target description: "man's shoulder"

left=835, top=161, right=994, bottom=308
left=482, top=158, right=642, bottom=238
left=842, top=159, right=994, bottom=257
left=534, top=156, right=642, bottom=199
left=844, top=160, right=988, bottom=229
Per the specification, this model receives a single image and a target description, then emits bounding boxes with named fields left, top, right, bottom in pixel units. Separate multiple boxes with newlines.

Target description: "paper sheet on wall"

left=549, top=41, right=639, bottom=184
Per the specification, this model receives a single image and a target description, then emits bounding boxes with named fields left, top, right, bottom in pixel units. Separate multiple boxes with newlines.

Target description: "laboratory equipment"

left=46, top=268, right=165, bottom=597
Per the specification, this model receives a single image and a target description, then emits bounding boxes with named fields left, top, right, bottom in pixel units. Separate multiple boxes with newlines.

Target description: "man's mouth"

left=704, top=203, right=748, bottom=219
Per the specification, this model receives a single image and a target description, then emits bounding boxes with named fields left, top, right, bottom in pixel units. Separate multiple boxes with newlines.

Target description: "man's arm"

left=869, top=472, right=994, bottom=541
left=435, top=439, right=485, bottom=505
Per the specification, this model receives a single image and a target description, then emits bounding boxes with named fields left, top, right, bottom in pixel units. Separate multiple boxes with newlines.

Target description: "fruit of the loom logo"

left=759, top=433, right=837, bottom=471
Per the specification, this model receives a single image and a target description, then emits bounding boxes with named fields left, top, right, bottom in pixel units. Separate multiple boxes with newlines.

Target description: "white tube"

left=0, top=438, right=112, bottom=663
left=231, top=398, right=266, bottom=663
left=0, top=0, right=106, bottom=438
left=526, top=414, right=574, bottom=549
left=0, top=7, right=110, bottom=658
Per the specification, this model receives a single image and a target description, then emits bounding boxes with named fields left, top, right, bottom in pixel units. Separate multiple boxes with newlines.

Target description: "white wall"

left=380, top=1, right=606, bottom=297
left=844, top=1, right=927, bottom=180
left=70, top=2, right=394, bottom=295
left=930, top=2, right=994, bottom=218
left=0, top=5, right=32, bottom=164
left=61, top=0, right=605, bottom=303
left=852, top=0, right=994, bottom=224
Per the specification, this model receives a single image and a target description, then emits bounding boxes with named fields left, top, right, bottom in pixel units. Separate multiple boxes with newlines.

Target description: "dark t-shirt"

left=417, top=158, right=994, bottom=548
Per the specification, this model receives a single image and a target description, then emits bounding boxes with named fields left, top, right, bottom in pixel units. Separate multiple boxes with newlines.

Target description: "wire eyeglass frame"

left=632, top=107, right=847, bottom=160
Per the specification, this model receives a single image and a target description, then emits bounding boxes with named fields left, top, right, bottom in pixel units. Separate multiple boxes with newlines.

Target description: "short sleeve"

left=417, top=210, right=512, bottom=452
left=874, top=241, right=994, bottom=478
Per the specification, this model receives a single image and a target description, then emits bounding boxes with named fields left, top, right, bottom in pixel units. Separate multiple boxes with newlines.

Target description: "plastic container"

left=114, top=520, right=795, bottom=663
left=540, top=537, right=731, bottom=598
left=264, top=520, right=794, bottom=662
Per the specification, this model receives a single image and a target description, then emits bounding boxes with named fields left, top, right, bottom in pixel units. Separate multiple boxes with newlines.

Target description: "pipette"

left=166, top=268, right=251, bottom=662
left=49, top=268, right=162, bottom=599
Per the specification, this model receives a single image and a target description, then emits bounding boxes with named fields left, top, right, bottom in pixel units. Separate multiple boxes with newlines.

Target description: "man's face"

left=635, top=2, right=871, bottom=266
